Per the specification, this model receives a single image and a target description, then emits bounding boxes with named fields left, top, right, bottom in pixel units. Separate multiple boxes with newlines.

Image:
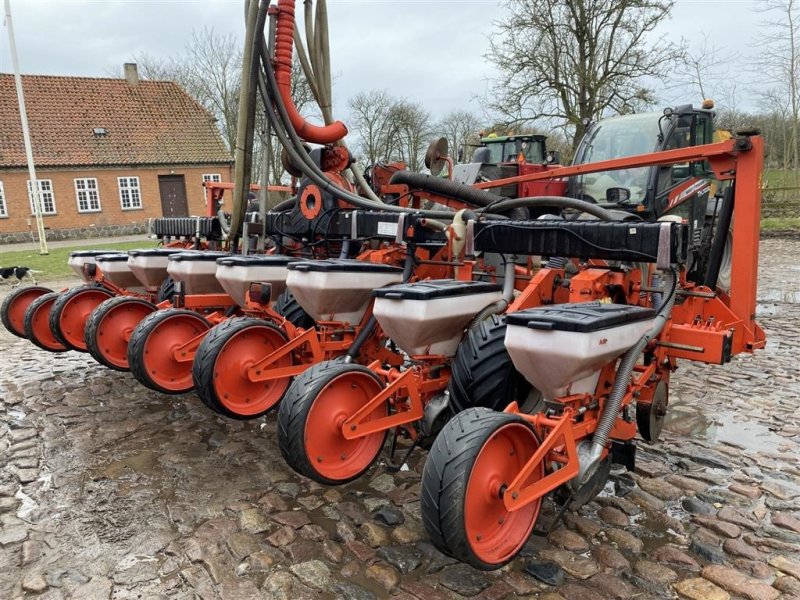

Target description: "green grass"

left=761, top=217, right=800, bottom=231
left=0, top=240, right=157, bottom=281
left=764, top=169, right=800, bottom=188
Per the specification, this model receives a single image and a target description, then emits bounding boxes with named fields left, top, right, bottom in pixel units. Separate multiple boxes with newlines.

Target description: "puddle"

left=664, top=402, right=784, bottom=453
left=98, top=450, right=159, bottom=479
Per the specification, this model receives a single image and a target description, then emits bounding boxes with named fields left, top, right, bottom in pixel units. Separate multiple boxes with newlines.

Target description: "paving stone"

left=772, top=511, right=800, bottom=534
left=772, top=574, right=800, bottom=596
left=597, top=506, right=629, bottom=527
left=701, top=565, right=780, bottom=600
left=692, top=516, right=741, bottom=538
left=22, top=571, right=48, bottom=593
left=555, top=583, right=603, bottom=600
left=71, top=576, right=112, bottom=599
left=438, top=564, right=491, bottom=596
left=689, top=540, right=727, bottom=564
left=717, top=506, right=760, bottom=530
left=376, top=545, right=422, bottom=574
left=768, top=555, right=800, bottom=579
left=565, top=513, right=603, bottom=537
left=587, top=573, right=637, bottom=599
left=729, top=483, right=761, bottom=499
left=604, top=528, right=643, bottom=554
left=360, top=521, right=389, bottom=548
left=635, top=477, right=683, bottom=501
left=674, top=577, right=731, bottom=600
left=524, top=560, right=564, bottom=586
left=365, top=562, right=400, bottom=591
left=0, top=526, right=28, bottom=546
left=634, top=559, right=678, bottom=585
left=373, top=505, right=405, bottom=526
left=272, top=510, right=311, bottom=529
left=548, top=527, right=590, bottom=551
left=682, top=496, right=716, bottom=515
left=651, top=545, right=700, bottom=571
left=289, top=560, right=332, bottom=591
left=538, top=549, right=600, bottom=580
left=331, top=582, right=378, bottom=600
left=723, top=537, right=761, bottom=560
left=592, top=544, right=630, bottom=570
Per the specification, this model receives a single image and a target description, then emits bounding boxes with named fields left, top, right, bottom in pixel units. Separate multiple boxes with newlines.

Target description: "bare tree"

left=389, top=100, right=433, bottom=171
left=677, top=34, right=734, bottom=101
left=485, top=0, right=684, bottom=148
left=436, top=110, right=483, bottom=162
left=753, top=0, right=799, bottom=178
left=347, top=90, right=398, bottom=165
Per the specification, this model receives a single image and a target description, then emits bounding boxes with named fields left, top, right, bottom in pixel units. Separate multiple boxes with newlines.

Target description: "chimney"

left=124, top=63, right=139, bottom=86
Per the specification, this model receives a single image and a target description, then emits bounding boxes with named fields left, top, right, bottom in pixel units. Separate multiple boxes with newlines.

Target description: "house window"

left=74, top=178, right=101, bottom=213
left=203, top=173, right=222, bottom=184
left=118, top=177, right=142, bottom=210
left=0, top=181, right=7, bottom=217
left=27, top=179, right=56, bottom=215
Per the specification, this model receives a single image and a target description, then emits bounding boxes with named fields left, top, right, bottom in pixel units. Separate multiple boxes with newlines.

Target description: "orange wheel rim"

left=97, top=301, right=155, bottom=369
left=304, top=371, right=386, bottom=481
left=59, top=289, right=112, bottom=350
left=29, top=297, right=65, bottom=351
left=7, top=289, right=47, bottom=337
left=143, top=313, right=209, bottom=392
left=213, top=325, right=291, bottom=416
left=465, top=422, right=543, bottom=565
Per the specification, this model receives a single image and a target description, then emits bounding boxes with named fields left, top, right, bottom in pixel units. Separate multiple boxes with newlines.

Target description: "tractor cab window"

left=482, top=138, right=545, bottom=164
left=570, top=112, right=661, bottom=205
left=656, top=112, right=713, bottom=198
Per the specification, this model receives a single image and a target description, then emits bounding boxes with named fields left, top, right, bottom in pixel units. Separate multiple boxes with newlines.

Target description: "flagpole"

left=4, top=0, right=48, bottom=254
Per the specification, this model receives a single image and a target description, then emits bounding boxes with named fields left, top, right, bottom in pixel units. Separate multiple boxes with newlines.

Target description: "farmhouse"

left=0, top=64, right=232, bottom=243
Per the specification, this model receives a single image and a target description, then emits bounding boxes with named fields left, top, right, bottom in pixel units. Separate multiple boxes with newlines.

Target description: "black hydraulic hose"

left=481, top=196, right=615, bottom=221
left=703, top=186, right=734, bottom=289
left=256, top=39, right=458, bottom=220
left=272, top=197, right=295, bottom=212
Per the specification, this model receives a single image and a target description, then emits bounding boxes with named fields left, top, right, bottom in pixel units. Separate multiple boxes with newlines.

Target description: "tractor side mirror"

left=546, top=150, right=561, bottom=165
left=606, top=187, right=631, bottom=203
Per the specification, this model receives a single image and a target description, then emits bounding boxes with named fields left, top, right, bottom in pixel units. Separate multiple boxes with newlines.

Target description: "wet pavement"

left=0, top=238, right=798, bottom=600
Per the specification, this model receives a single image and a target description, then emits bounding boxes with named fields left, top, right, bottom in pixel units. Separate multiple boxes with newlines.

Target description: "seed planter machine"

left=418, top=134, right=766, bottom=570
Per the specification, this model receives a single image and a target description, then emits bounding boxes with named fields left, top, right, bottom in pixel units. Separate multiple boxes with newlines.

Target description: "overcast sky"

left=0, top=0, right=767, bottom=125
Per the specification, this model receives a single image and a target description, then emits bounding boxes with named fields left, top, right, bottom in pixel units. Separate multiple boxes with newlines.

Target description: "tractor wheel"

left=128, top=309, right=211, bottom=394
left=50, top=286, right=114, bottom=351
left=193, top=317, right=292, bottom=419
left=449, top=315, right=543, bottom=415
left=421, top=407, right=544, bottom=570
left=157, top=276, right=176, bottom=303
left=274, top=289, right=314, bottom=329
left=23, top=292, right=68, bottom=352
left=85, top=296, right=157, bottom=371
left=1, top=285, right=52, bottom=338
left=278, top=361, right=387, bottom=485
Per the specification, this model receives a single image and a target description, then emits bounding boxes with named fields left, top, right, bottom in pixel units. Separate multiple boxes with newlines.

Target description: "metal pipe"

left=471, top=258, right=516, bottom=323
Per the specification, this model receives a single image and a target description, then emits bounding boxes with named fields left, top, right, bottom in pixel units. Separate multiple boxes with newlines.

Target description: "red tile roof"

left=0, top=74, right=233, bottom=169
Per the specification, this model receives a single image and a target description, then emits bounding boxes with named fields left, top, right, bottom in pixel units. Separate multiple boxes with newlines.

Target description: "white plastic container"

left=373, top=280, right=502, bottom=357
left=68, top=250, right=117, bottom=283
left=504, top=303, right=655, bottom=399
left=128, top=249, right=184, bottom=291
left=95, top=253, right=145, bottom=290
left=167, top=252, right=229, bottom=295
left=215, top=255, right=299, bottom=308
left=286, top=259, right=403, bottom=325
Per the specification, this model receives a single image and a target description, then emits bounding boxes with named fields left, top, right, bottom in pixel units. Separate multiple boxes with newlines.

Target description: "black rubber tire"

left=277, top=361, right=387, bottom=485
left=448, top=315, right=541, bottom=415
left=128, top=308, right=210, bottom=393
left=157, top=277, right=176, bottom=303
left=274, top=289, right=314, bottom=329
left=1, top=285, right=52, bottom=338
left=421, top=407, right=536, bottom=570
left=23, top=292, right=69, bottom=352
left=85, top=296, right=157, bottom=371
left=50, top=286, right=115, bottom=351
left=193, top=317, right=290, bottom=419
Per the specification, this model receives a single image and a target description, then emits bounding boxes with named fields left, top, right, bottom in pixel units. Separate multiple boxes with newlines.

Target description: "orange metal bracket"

left=502, top=408, right=580, bottom=512
left=342, top=367, right=424, bottom=440
left=247, top=328, right=323, bottom=382
left=173, top=330, right=212, bottom=363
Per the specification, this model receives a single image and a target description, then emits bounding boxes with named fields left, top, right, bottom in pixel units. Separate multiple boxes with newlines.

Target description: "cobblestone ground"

left=1, top=239, right=798, bottom=600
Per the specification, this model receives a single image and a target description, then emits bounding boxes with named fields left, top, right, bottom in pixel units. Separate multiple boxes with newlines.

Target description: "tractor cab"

left=569, top=104, right=717, bottom=220
left=453, top=133, right=565, bottom=206
left=475, top=134, right=548, bottom=164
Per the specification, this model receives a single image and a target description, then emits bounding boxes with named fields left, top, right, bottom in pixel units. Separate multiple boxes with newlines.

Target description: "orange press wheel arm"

left=274, top=0, right=347, bottom=144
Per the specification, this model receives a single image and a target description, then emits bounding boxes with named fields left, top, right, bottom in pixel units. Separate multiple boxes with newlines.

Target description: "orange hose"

left=275, top=0, right=347, bottom=144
